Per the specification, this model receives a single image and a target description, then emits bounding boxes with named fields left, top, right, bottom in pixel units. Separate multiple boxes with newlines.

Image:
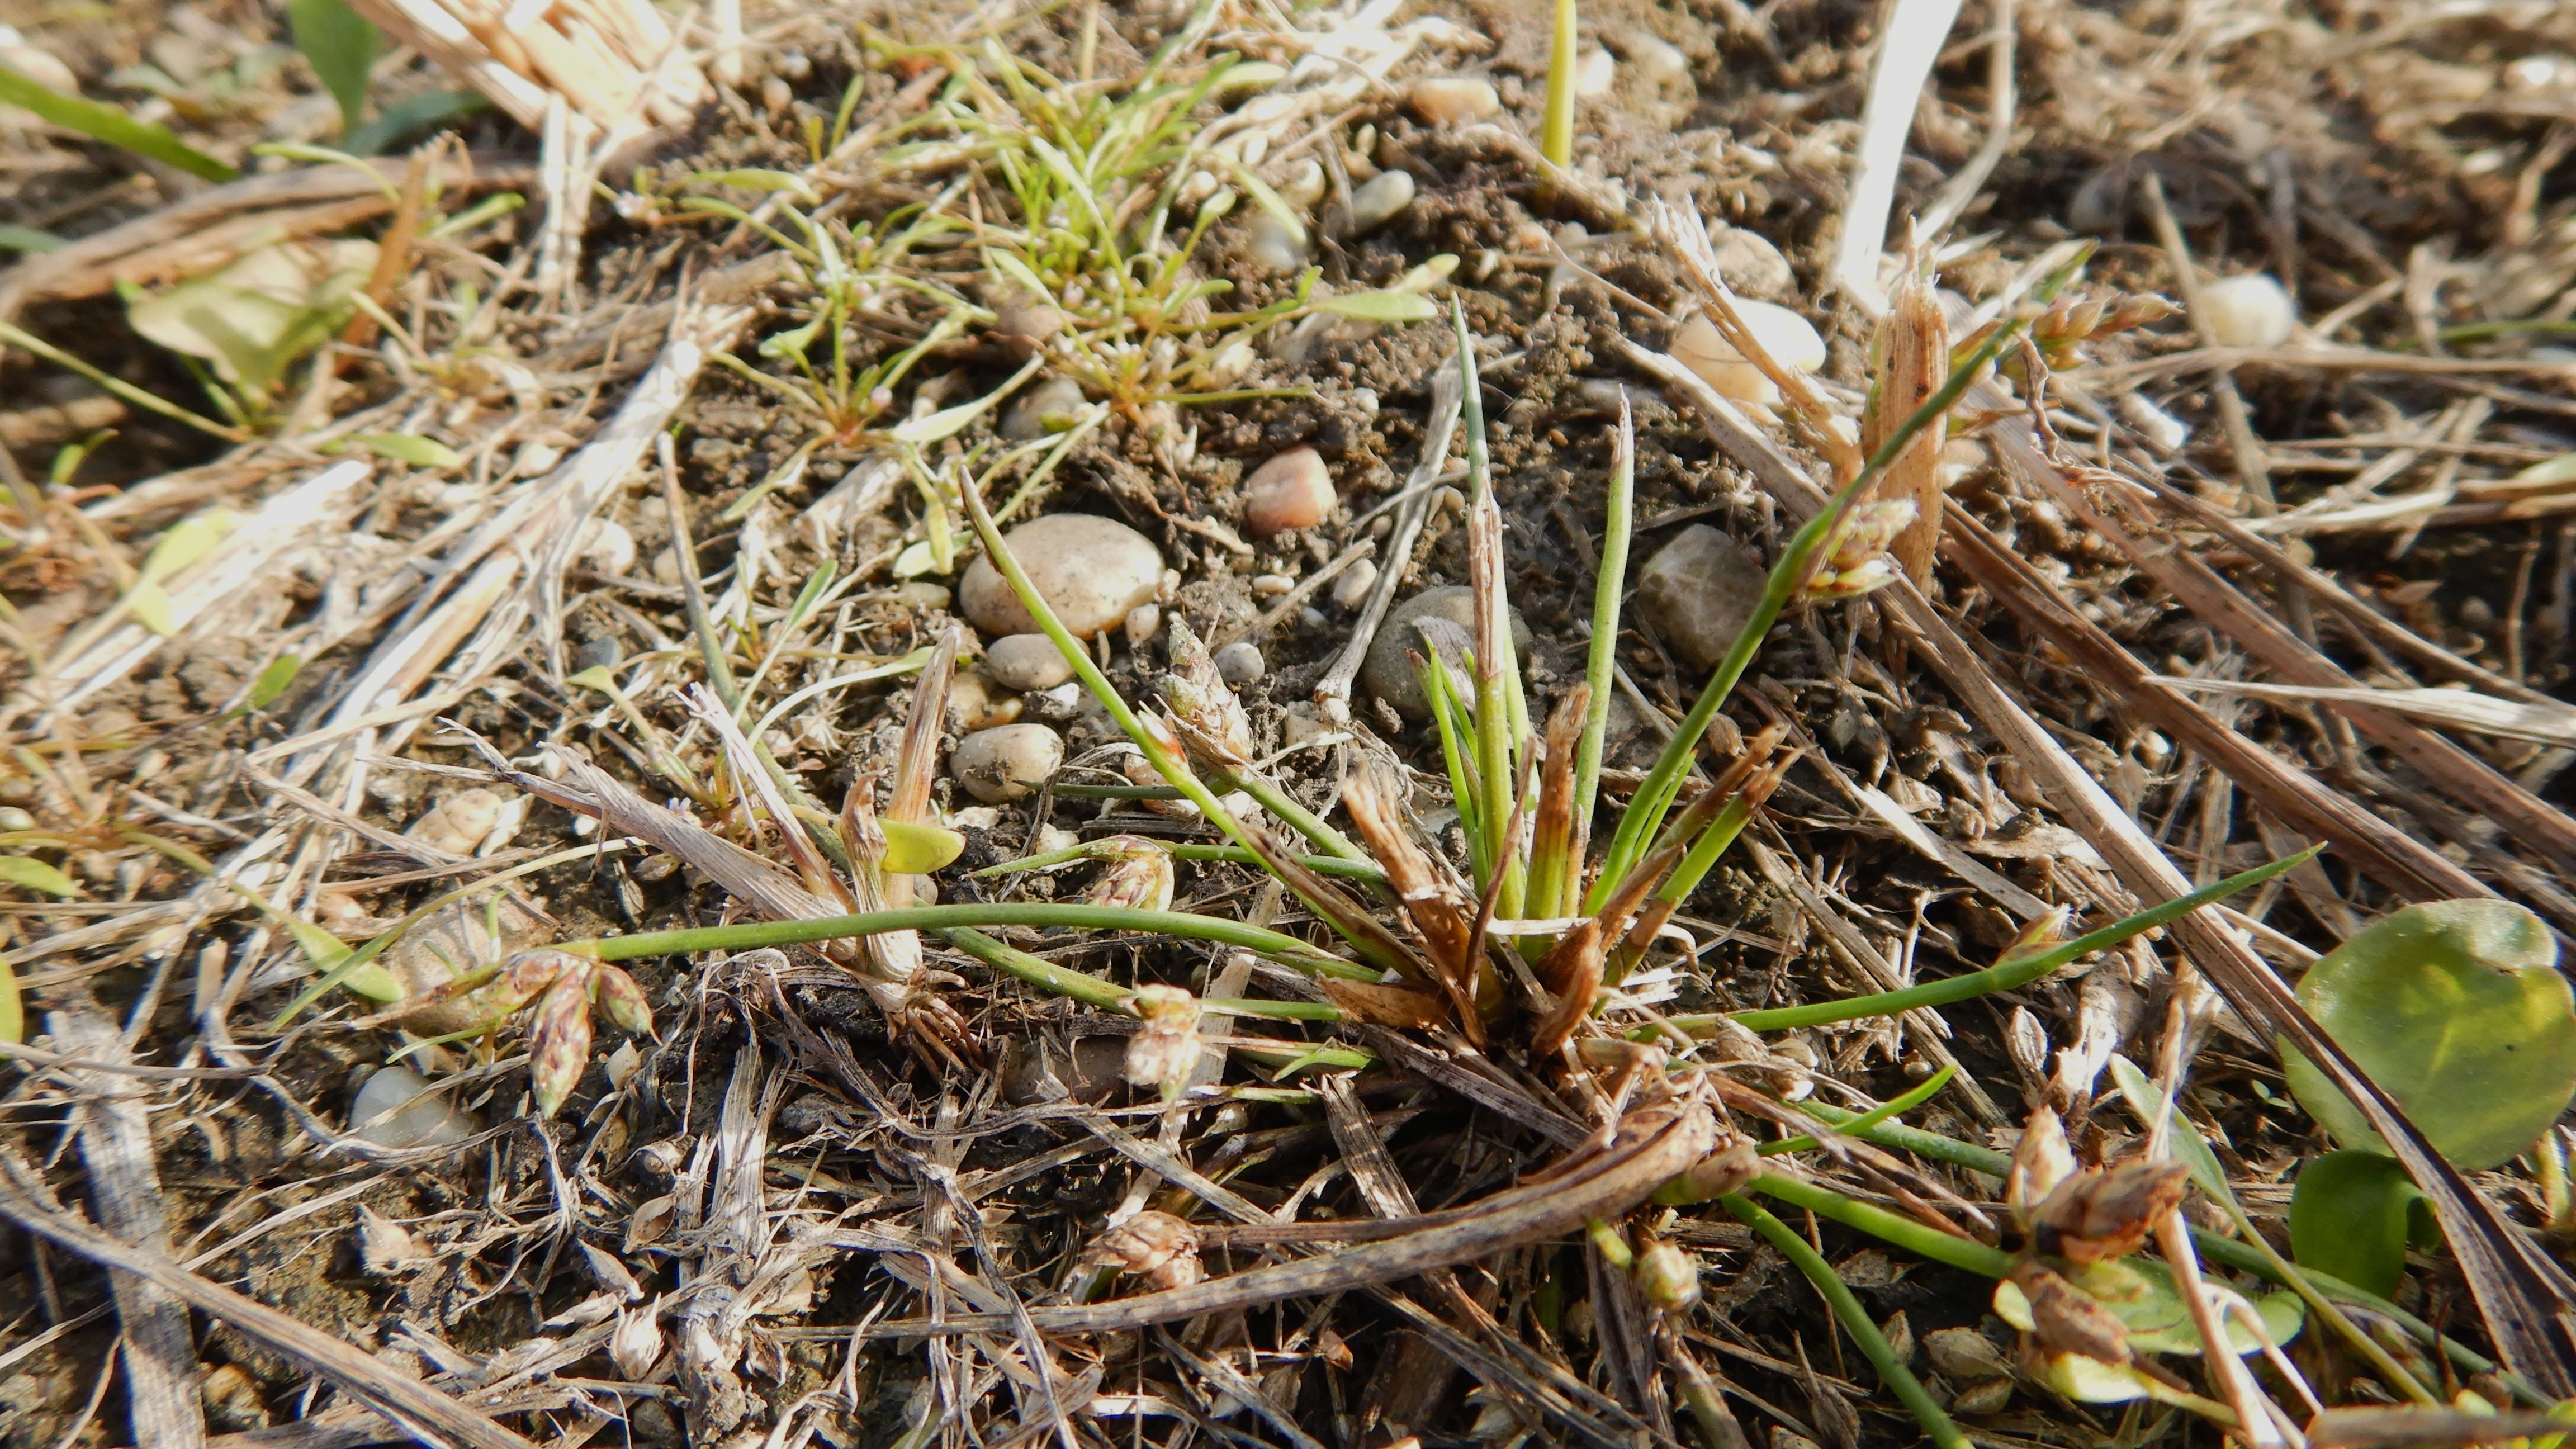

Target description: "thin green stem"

left=961, top=473, right=1405, bottom=976
left=1744, top=1173, right=2016, bottom=1278
left=974, top=841, right=1387, bottom=883
left=1540, top=0, right=1579, bottom=170
left=1791, top=1102, right=2542, bottom=1404
left=1569, top=397, right=1635, bottom=905
left=1453, top=302, right=1521, bottom=918
left=1756, top=1064, right=1954, bottom=1157
left=1723, top=1192, right=1971, bottom=1449
left=1222, top=769, right=1367, bottom=864
left=1669, top=847, right=2314, bottom=1034
left=567, top=903, right=1371, bottom=978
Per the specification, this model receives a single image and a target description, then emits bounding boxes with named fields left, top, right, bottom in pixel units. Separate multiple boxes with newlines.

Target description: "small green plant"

left=285, top=0, right=380, bottom=138
left=2280, top=900, right=2576, bottom=1295
left=1541, top=0, right=1578, bottom=171
left=0, top=60, right=235, bottom=179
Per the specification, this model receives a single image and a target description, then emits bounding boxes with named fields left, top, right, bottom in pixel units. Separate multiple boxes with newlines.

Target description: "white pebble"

left=406, top=788, right=504, bottom=856
left=1252, top=573, right=1296, bottom=596
left=1668, top=302, right=1825, bottom=406
left=1330, top=558, right=1380, bottom=610
left=577, top=517, right=637, bottom=576
left=952, top=723, right=1063, bottom=803
left=2118, top=392, right=2191, bottom=454
left=2200, top=274, right=2296, bottom=349
left=1624, top=35, right=1688, bottom=85
left=959, top=514, right=1166, bottom=638
left=1574, top=47, right=1616, bottom=98
left=0, top=34, right=78, bottom=95
left=1214, top=641, right=1265, bottom=685
left=1276, top=158, right=1326, bottom=210
left=987, top=634, right=1075, bottom=692
left=1248, top=212, right=1307, bottom=274
left=1407, top=76, right=1500, bottom=126
left=1347, top=170, right=1415, bottom=234
left=1124, top=603, right=1162, bottom=649
left=349, top=1066, right=479, bottom=1149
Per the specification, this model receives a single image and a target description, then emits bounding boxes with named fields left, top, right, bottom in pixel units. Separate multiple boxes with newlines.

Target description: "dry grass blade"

left=0, top=1153, right=538, bottom=1449
left=1869, top=264, right=1950, bottom=585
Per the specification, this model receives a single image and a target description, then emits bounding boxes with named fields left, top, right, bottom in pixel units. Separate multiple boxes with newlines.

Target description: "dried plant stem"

left=1723, top=1192, right=1968, bottom=1449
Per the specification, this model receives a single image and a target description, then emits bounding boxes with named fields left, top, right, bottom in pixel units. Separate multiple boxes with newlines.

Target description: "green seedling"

left=0, top=61, right=236, bottom=179
left=2275, top=899, right=2576, bottom=1303
left=285, top=0, right=379, bottom=136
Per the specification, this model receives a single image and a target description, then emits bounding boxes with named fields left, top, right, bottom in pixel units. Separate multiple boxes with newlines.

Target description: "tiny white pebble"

left=1214, top=641, right=1265, bottom=685
left=1252, top=573, right=1296, bottom=596
left=1331, top=558, right=1380, bottom=610
left=1124, top=603, right=1163, bottom=648
left=1247, top=212, right=1307, bottom=274
left=1407, top=75, right=1500, bottom=126
left=1625, top=35, right=1688, bottom=85
left=1347, top=170, right=1415, bottom=234
left=1574, top=46, right=1616, bottom=98
left=2200, top=274, right=2296, bottom=349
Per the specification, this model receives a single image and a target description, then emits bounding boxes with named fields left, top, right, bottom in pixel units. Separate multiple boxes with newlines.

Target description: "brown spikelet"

left=1866, top=264, right=1950, bottom=586
left=1341, top=764, right=1475, bottom=981
left=1318, top=977, right=1450, bottom=1030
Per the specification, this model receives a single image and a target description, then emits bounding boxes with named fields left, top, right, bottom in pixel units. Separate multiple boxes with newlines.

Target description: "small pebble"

left=1623, top=34, right=1688, bottom=85
left=1407, top=75, right=1500, bottom=126
left=1707, top=222, right=1796, bottom=299
left=0, top=806, right=32, bottom=832
left=2118, top=392, right=2191, bottom=454
left=959, top=514, right=1166, bottom=638
left=952, top=723, right=1063, bottom=803
left=0, top=31, right=78, bottom=94
left=991, top=292, right=1065, bottom=347
left=1925, top=1327, right=2013, bottom=1380
left=1276, top=158, right=1327, bottom=209
left=1000, top=376, right=1087, bottom=441
left=761, top=74, right=793, bottom=117
left=987, top=633, right=1075, bottom=691
left=650, top=548, right=684, bottom=584
left=201, top=1363, right=267, bottom=1432
left=1252, top=573, right=1296, bottom=597
left=406, top=788, right=504, bottom=856
left=1330, top=558, right=1379, bottom=609
left=1124, top=602, right=1163, bottom=649
left=514, top=439, right=564, bottom=477
left=578, top=517, right=637, bottom=575
left=1362, top=585, right=1533, bottom=719
left=1214, top=641, right=1265, bottom=685
left=1247, top=212, right=1307, bottom=274
left=1347, top=169, right=1415, bottom=234
left=1668, top=301, right=1825, bottom=406
left=2200, top=273, right=2296, bottom=349
left=893, top=580, right=954, bottom=612
left=349, top=1065, right=479, bottom=1149
left=1574, top=46, right=1616, bottom=97
left=1243, top=447, right=1336, bottom=537
left=946, top=672, right=1020, bottom=731
left=1636, top=525, right=1767, bottom=671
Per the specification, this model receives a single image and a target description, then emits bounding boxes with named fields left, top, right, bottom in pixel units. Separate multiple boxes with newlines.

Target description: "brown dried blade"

left=1236, top=816, right=1436, bottom=985
left=2028, top=461, right=2576, bottom=879
left=1528, top=685, right=1589, bottom=917
left=1341, top=757, right=1474, bottom=977
left=901, top=1092, right=1715, bottom=1334
left=886, top=624, right=956, bottom=831
left=1867, top=262, right=1949, bottom=585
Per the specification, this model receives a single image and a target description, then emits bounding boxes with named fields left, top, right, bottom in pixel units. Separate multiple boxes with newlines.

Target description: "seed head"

left=1160, top=616, right=1254, bottom=771
left=1083, top=836, right=1175, bottom=913
left=1122, top=983, right=1202, bottom=1097
left=528, top=977, right=595, bottom=1118
left=2030, top=1159, right=2191, bottom=1264
left=612, top=1303, right=666, bottom=1379
left=1633, top=1240, right=1703, bottom=1314
left=2014, top=1264, right=2132, bottom=1366
left=2007, top=1106, right=2078, bottom=1227
left=1083, top=1209, right=1204, bottom=1292
left=591, top=966, right=654, bottom=1037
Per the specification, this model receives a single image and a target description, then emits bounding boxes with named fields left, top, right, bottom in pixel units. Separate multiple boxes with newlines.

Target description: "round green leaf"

left=1993, top=1259, right=2301, bottom=1357
left=2289, top=1148, right=2422, bottom=1299
left=2279, top=899, right=2576, bottom=1169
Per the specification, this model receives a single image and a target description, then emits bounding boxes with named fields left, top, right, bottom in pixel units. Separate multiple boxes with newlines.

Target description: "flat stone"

left=349, top=1066, right=479, bottom=1149
left=987, top=633, right=1076, bottom=691
left=952, top=722, right=1063, bottom=803
left=959, top=513, right=1165, bottom=638
left=1636, top=524, right=1767, bottom=671
left=1362, top=585, right=1533, bottom=719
